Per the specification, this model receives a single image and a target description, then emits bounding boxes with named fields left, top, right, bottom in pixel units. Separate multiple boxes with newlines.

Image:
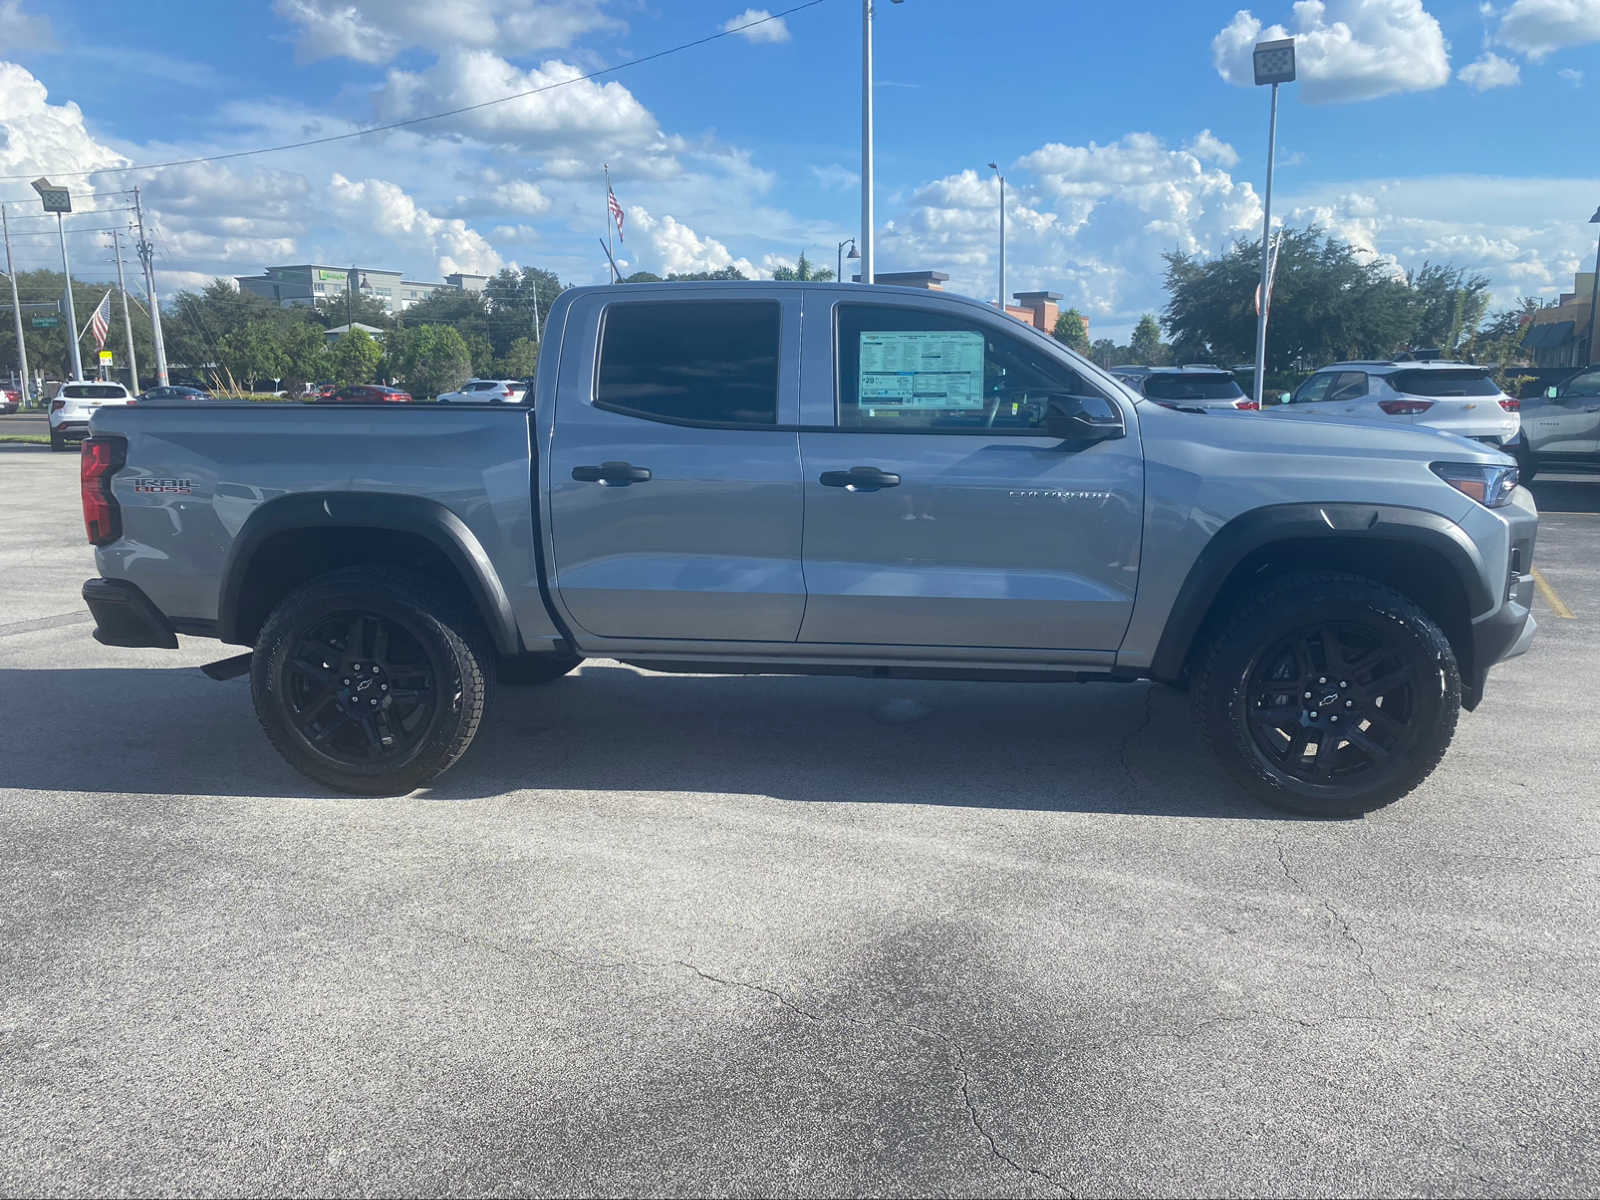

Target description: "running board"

left=201, top=652, right=253, bottom=681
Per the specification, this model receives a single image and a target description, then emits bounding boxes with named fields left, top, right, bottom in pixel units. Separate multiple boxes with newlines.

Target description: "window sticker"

left=858, top=330, right=984, bottom=411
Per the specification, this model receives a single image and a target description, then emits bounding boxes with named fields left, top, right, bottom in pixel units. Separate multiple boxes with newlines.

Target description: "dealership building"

left=236, top=265, right=489, bottom=313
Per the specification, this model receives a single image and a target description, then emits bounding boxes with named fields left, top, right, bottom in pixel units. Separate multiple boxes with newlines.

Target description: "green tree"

left=313, top=289, right=393, bottom=330
left=498, top=336, right=540, bottom=378
left=216, top=322, right=288, bottom=392
left=279, top=321, right=329, bottom=390
left=386, top=324, right=470, bottom=398
left=666, top=266, right=748, bottom=282
left=772, top=251, right=834, bottom=282
left=0, top=269, right=161, bottom=389
left=1464, top=297, right=1543, bottom=390
left=1089, top=337, right=1118, bottom=367
left=622, top=271, right=664, bottom=284
left=1407, top=262, right=1490, bottom=355
left=329, top=327, right=382, bottom=387
left=1130, top=313, right=1167, bottom=366
left=1052, top=308, right=1090, bottom=353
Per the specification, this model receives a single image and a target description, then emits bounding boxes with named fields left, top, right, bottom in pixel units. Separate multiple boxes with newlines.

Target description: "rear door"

left=1525, top=369, right=1600, bottom=456
left=546, top=292, right=806, bottom=642
left=794, top=294, right=1142, bottom=651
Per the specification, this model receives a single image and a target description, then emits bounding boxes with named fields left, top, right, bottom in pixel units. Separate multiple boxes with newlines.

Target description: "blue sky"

left=2, top=0, right=1597, bottom=339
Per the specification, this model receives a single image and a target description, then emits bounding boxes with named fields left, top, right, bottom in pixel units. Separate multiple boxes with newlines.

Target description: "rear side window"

left=1326, top=371, right=1368, bottom=401
left=1390, top=369, right=1498, bottom=397
left=597, top=300, right=779, bottom=427
left=63, top=384, right=127, bottom=399
left=1143, top=373, right=1244, bottom=401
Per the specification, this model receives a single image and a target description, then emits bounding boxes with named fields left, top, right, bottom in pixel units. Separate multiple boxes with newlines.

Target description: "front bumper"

left=1463, top=488, right=1538, bottom=708
left=83, top=578, right=179, bottom=649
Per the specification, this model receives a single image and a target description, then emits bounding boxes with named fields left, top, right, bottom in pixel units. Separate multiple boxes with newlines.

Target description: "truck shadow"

left=0, top=663, right=1290, bottom=818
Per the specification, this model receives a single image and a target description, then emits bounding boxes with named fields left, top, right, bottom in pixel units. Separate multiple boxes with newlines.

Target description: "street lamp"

left=837, top=237, right=859, bottom=283
left=1251, top=37, right=1294, bottom=407
left=988, top=162, right=1005, bottom=313
left=32, top=177, right=83, bottom=381
left=861, top=0, right=904, bottom=287
left=1586, top=205, right=1599, bottom=367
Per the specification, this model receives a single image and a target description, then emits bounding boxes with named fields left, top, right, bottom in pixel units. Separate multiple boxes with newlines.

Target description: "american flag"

left=607, top=186, right=625, bottom=243
left=89, top=291, right=111, bottom=350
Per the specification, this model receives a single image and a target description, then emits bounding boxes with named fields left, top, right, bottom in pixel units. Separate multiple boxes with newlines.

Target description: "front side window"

left=597, top=300, right=779, bottom=427
left=1291, top=374, right=1335, bottom=404
left=1561, top=370, right=1600, bottom=398
left=836, top=303, right=1106, bottom=432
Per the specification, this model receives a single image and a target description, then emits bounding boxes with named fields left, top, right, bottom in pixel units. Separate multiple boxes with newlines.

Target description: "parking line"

left=1531, top=568, right=1576, bottom=620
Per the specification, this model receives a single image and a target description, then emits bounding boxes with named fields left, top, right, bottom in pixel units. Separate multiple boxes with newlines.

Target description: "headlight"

left=1431, top=461, right=1519, bottom=508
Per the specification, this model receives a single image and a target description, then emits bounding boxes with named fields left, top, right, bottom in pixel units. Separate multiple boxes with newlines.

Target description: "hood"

left=1138, top=403, right=1513, bottom=467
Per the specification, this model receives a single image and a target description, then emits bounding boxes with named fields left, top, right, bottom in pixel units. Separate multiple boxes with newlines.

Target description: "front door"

left=1524, top=369, right=1600, bottom=457
left=796, top=298, right=1143, bottom=651
left=547, top=294, right=806, bottom=642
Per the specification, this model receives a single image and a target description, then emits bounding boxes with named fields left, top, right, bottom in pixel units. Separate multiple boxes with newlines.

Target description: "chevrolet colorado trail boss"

left=79, top=283, right=1537, bottom=816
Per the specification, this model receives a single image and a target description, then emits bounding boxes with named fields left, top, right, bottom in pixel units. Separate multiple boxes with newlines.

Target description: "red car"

left=319, top=384, right=412, bottom=404
left=1, top=387, right=19, bottom=414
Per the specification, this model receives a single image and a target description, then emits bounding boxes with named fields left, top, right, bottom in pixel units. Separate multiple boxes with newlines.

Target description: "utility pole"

left=133, top=188, right=168, bottom=385
left=111, top=228, right=139, bottom=392
left=56, top=211, right=84, bottom=380
left=2, top=205, right=31, bottom=409
left=860, top=0, right=875, bottom=286
left=989, top=163, right=1005, bottom=312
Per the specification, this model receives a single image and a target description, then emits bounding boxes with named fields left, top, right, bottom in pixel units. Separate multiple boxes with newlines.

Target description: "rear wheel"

left=1193, top=572, right=1460, bottom=817
left=252, top=567, right=490, bottom=795
left=49, top=429, right=67, bottom=452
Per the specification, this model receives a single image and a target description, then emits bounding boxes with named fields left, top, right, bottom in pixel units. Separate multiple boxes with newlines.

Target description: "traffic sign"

left=98, top=350, right=114, bottom=363
left=29, top=315, right=58, bottom=329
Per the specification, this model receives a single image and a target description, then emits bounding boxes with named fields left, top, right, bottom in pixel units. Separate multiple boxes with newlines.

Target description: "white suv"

left=436, top=379, right=527, bottom=404
left=50, top=381, right=135, bottom=451
left=1264, top=361, right=1520, bottom=447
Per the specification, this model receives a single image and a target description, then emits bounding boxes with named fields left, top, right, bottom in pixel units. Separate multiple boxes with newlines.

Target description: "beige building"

left=1524, top=271, right=1597, bottom=368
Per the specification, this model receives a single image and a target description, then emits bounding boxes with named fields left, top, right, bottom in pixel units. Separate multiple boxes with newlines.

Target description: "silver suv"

left=1512, top=367, right=1600, bottom=482
left=1110, top=365, right=1259, bottom=412
left=1265, top=361, right=1520, bottom=447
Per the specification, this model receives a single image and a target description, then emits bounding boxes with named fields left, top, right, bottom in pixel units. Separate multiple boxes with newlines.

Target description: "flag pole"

left=604, top=163, right=615, bottom=283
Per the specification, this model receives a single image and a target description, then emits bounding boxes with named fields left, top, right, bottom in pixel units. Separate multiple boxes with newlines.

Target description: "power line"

left=0, top=189, right=136, bottom=208
left=0, top=3, right=830, bottom=183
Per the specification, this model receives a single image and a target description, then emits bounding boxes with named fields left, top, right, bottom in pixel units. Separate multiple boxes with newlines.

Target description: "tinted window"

left=1143, top=373, right=1244, bottom=401
left=62, top=384, right=127, bottom=399
left=836, top=303, right=1106, bottom=432
left=1291, top=374, right=1335, bottom=404
left=1326, top=371, right=1368, bottom=402
left=597, top=300, right=779, bottom=427
left=1390, top=369, right=1497, bottom=397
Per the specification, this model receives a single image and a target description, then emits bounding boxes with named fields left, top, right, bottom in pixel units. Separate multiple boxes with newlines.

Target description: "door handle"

left=572, top=461, right=652, bottom=486
left=819, top=466, right=901, bottom=492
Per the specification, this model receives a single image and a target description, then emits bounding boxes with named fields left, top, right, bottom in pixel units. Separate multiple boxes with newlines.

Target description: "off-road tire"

left=1192, top=571, right=1460, bottom=817
left=49, top=429, right=67, bottom=452
left=252, top=566, right=491, bottom=795
left=497, top=653, right=583, bottom=686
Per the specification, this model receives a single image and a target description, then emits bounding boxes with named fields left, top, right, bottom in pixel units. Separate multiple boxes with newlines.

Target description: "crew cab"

left=78, top=283, right=1537, bottom=816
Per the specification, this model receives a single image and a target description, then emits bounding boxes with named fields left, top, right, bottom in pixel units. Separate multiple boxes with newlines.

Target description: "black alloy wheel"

left=1243, top=622, right=1422, bottom=787
left=283, top=611, right=439, bottom=767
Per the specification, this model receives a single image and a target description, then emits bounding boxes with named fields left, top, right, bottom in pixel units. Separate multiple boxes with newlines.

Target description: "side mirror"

left=1045, top=395, right=1125, bottom=444
left=1545, top=386, right=1559, bottom=399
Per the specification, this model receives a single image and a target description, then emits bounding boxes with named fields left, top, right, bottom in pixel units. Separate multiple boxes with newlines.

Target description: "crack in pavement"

left=673, top=960, right=823, bottom=1023
left=1274, top=836, right=1393, bottom=1007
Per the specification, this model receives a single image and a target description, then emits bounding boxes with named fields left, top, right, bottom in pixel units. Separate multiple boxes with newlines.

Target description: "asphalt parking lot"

left=1, top=444, right=1597, bottom=1198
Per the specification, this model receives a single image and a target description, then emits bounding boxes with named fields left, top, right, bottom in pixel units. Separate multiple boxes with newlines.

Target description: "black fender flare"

left=1149, top=502, right=1490, bottom=682
left=217, top=492, right=521, bottom=654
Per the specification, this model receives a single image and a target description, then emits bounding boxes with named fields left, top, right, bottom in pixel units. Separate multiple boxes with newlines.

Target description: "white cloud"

left=0, top=0, right=53, bottom=51
left=1494, top=0, right=1600, bottom=59
left=1458, top=51, right=1522, bottom=88
left=0, top=62, right=127, bottom=180
left=273, top=0, right=619, bottom=64
left=1557, top=65, right=1585, bottom=83
left=628, top=207, right=757, bottom=278
left=1212, top=1, right=1452, bottom=103
left=810, top=163, right=860, bottom=191
left=721, top=8, right=791, bottom=43
left=1185, top=130, right=1242, bottom=168
left=326, top=174, right=502, bottom=276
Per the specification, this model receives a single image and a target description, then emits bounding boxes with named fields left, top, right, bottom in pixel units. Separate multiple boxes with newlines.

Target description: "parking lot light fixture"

left=989, top=162, right=1005, bottom=313
left=837, top=237, right=858, bottom=284
left=1251, top=37, right=1294, bottom=407
left=32, top=178, right=83, bottom=381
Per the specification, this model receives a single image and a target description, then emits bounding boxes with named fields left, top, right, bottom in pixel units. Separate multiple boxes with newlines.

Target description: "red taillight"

left=51, top=399, right=65, bottom=413
left=1378, top=399, right=1435, bottom=415
left=1234, top=399, right=1260, bottom=411
left=80, top=436, right=126, bottom=546
left=1498, top=397, right=1520, bottom=412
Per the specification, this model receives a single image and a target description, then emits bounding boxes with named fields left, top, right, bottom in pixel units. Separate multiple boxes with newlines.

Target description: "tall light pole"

left=111, top=228, right=138, bottom=392
left=1251, top=37, right=1294, bottom=407
left=837, top=237, right=858, bottom=283
left=989, top=162, right=1005, bottom=313
left=133, top=187, right=169, bottom=386
left=1586, top=205, right=1600, bottom=367
left=860, top=0, right=903, bottom=287
left=2, top=206, right=31, bottom=408
left=32, top=178, right=83, bottom=380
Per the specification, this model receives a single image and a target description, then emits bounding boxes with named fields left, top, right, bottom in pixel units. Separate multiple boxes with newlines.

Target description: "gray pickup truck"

left=79, top=282, right=1537, bottom=816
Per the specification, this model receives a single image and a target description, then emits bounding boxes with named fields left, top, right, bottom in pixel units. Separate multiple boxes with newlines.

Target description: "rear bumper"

left=82, top=578, right=179, bottom=649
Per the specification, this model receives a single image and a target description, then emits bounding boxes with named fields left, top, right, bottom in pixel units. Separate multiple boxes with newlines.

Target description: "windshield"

left=1390, top=369, right=1498, bottom=397
left=1142, top=373, right=1244, bottom=401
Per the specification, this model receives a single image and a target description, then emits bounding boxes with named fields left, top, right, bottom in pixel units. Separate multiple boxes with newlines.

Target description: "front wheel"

left=252, top=567, right=490, bottom=795
left=1192, top=572, right=1460, bottom=817
left=1513, top=445, right=1537, bottom=485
